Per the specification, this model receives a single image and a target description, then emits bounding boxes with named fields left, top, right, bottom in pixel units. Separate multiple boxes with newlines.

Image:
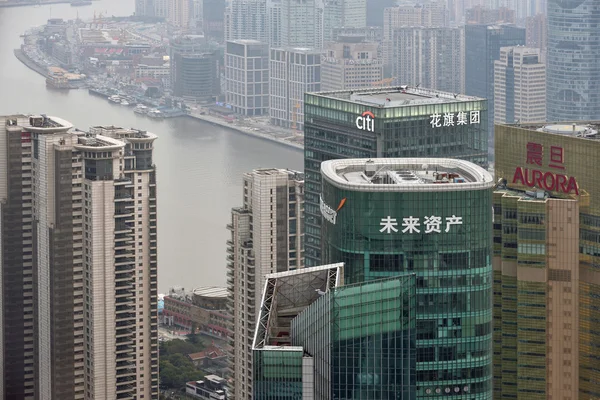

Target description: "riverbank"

left=0, top=0, right=72, bottom=7
left=187, top=112, right=304, bottom=151
left=14, top=48, right=48, bottom=77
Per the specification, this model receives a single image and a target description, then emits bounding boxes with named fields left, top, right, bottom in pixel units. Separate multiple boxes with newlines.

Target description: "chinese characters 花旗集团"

left=379, top=215, right=463, bottom=234
left=429, top=111, right=480, bottom=128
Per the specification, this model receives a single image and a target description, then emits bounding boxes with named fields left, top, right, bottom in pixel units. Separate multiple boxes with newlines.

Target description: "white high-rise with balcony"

left=494, top=46, right=546, bottom=124
left=226, top=169, right=304, bottom=400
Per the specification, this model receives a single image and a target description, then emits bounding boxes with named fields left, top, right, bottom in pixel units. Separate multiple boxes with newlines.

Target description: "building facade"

left=321, top=36, right=383, bottom=91
left=494, top=46, right=545, bottom=124
left=226, top=169, right=304, bottom=400
left=0, top=117, right=158, bottom=400
left=270, top=47, right=321, bottom=131
left=466, top=6, right=515, bottom=24
left=173, top=52, right=220, bottom=100
left=525, top=13, right=546, bottom=63
left=493, top=122, right=600, bottom=399
left=168, top=0, right=191, bottom=29
left=304, top=87, right=488, bottom=266
left=392, top=27, right=465, bottom=95
left=225, top=40, right=269, bottom=116
left=546, top=0, right=600, bottom=121
left=252, top=263, right=417, bottom=400
left=323, top=0, right=367, bottom=42
left=224, top=0, right=269, bottom=43
left=281, top=0, right=324, bottom=49
left=383, top=2, right=447, bottom=74
left=319, top=158, right=494, bottom=399
left=465, top=24, right=525, bottom=152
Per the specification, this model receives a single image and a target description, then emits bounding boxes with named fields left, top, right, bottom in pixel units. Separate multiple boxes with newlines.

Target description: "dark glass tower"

left=546, top=0, right=600, bottom=121
left=465, top=24, right=525, bottom=153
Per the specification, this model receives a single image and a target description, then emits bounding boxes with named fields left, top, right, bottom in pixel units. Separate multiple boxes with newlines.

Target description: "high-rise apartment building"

left=547, top=0, right=600, bottom=121
left=465, top=24, right=525, bottom=151
left=281, top=0, right=324, bottom=49
left=226, top=168, right=304, bottom=400
left=494, top=46, right=545, bottom=124
left=154, top=0, right=168, bottom=19
left=493, top=122, right=600, bottom=399
left=392, top=27, right=465, bottom=94
left=267, top=0, right=282, bottom=47
left=135, top=0, right=155, bottom=17
left=323, top=0, right=367, bottom=42
left=383, top=2, right=447, bottom=76
left=321, top=35, right=383, bottom=91
left=168, top=0, right=191, bottom=29
left=270, top=47, right=321, bottom=130
left=224, top=0, right=269, bottom=43
left=304, top=87, right=488, bottom=266
left=526, top=13, right=547, bottom=63
left=0, top=116, right=158, bottom=399
left=466, top=5, right=515, bottom=24
left=225, top=40, right=269, bottom=116
left=319, top=157, right=494, bottom=398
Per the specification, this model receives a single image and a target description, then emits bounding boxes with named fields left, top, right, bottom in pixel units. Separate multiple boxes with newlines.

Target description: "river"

left=0, top=0, right=304, bottom=292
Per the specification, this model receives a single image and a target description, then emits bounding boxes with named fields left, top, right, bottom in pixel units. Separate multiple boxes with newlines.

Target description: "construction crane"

left=291, top=103, right=301, bottom=130
left=373, top=77, right=395, bottom=87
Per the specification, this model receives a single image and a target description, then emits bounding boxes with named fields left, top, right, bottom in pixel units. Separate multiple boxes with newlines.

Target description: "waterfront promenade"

left=187, top=110, right=304, bottom=151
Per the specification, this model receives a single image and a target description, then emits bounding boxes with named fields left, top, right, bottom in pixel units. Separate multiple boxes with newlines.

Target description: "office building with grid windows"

left=304, top=86, right=488, bottom=267
left=318, top=158, right=494, bottom=399
left=493, top=122, right=600, bottom=400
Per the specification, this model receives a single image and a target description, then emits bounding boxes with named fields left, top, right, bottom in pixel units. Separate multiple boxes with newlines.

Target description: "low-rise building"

left=186, top=376, right=227, bottom=400
left=162, top=287, right=230, bottom=338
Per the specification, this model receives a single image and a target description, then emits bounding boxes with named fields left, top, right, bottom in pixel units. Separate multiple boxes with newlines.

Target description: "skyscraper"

left=493, top=122, right=600, bottom=399
left=0, top=116, right=158, bottom=399
left=383, top=2, right=447, bottom=76
left=392, top=27, right=465, bottom=94
left=170, top=35, right=220, bottom=100
left=270, top=47, right=321, bottom=130
left=282, top=0, right=324, bottom=48
left=321, top=35, right=383, bottom=91
left=323, top=0, right=367, bottom=42
left=304, top=87, right=488, bottom=266
left=526, top=13, right=547, bottom=63
left=225, top=40, right=270, bottom=116
left=547, top=0, right=600, bottom=121
left=224, top=0, right=269, bottom=43
left=168, top=0, right=191, bottom=28
left=465, top=24, right=525, bottom=152
left=494, top=46, right=546, bottom=124
left=226, top=168, right=304, bottom=400
left=319, top=157, right=494, bottom=398
left=252, top=263, right=417, bottom=400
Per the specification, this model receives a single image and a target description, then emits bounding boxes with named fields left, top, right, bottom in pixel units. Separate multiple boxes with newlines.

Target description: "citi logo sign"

left=356, top=111, right=375, bottom=132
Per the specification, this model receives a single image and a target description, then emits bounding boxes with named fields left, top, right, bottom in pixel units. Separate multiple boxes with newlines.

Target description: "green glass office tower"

left=320, top=158, right=494, bottom=399
left=252, top=263, right=416, bottom=400
left=304, top=86, right=488, bottom=267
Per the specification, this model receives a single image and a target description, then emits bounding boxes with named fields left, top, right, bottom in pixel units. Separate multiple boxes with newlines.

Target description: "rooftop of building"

left=75, top=133, right=124, bottom=150
left=89, top=125, right=158, bottom=141
left=252, top=263, right=344, bottom=350
left=271, top=46, right=321, bottom=54
left=192, top=287, right=228, bottom=299
left=503, top=122, right=600, bottom=141
left=321, top=158, right=494, bottom=192
left=227, top=39, right=264, bottom=45
left=247, top=168, right=304, bottom=181
left=9, top=114, right=73, bottom=133
left=310, top=86, right=484, bottom=108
